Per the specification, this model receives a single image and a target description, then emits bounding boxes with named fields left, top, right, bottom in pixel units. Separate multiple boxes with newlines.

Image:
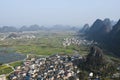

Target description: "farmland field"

left=0, top=31, right=89, bottom=61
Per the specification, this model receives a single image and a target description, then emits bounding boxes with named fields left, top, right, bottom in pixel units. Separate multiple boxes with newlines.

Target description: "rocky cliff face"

left=110, top=19, right=120, bottom=37
left=108, top=20, right=120, bottom=56
left=86, top=46, right=105, bottom=66
left=86, top=18, right=112, bottom=42
left=80, top=24, right=89, bottom=33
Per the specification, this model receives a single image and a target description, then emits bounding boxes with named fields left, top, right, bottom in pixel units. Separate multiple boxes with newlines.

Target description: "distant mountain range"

left=86, top=18, right=113, bottom=42
left=0, top=25, right=80, bottom=33
left=80, top=18, right=120, bottom=56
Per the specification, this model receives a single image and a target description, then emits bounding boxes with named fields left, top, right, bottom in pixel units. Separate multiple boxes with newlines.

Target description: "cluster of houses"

left=9, top=54, right=83, bottom=80
left=0, top=32, right=36, bottom=40
left=12, top=35, right=36, bottom=39
left=63, top=38, right=97, bottom=47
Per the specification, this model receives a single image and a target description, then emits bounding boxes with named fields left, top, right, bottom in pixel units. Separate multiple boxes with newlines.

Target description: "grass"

left=0, top=31, right=75, bottom=55
left=9, top=61, right=23, bottom=68
left=0, top=31, right=89, bottom=56
left=0, top=65, right=13, bottom=75
left=0, top=31, right=77, bottom=55
left=0, top=61, right=23, bottom=75
left=66, top=45, right=89, bottom=56
left=13, top=45, right=74, bottom=55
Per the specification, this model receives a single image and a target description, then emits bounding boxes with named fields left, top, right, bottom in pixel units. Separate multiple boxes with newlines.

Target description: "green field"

left=0, top=31, right=89, bottom=56
left=0, top=65, right=13, bottom=75
left=12, top=37, right=73, bottom=55
left=9, top=61, right=23, bottom=68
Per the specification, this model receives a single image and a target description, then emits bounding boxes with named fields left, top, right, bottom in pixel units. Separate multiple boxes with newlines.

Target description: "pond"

left=0, top=52, right=26, bottom=63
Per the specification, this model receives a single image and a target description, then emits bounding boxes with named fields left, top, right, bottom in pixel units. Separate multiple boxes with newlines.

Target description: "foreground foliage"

left=0, top=65, right=13, bottom=75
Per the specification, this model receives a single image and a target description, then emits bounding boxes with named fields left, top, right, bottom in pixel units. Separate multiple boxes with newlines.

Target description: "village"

left=0, top=32, right=36, bottom=41
left=8, top=54, right=83, bottom=80
left=62, top=37, right=97, bottom=47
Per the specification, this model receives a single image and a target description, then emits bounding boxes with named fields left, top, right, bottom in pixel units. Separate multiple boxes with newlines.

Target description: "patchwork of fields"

left=0, top=31, right=88, bottom=56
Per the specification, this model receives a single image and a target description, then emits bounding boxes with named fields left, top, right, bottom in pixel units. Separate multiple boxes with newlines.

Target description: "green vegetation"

left=0, top=65, right=13, bottom=75
left=0, top=61, right=23, bottom=77
left=13, top=45, right=74, bottom=55
left=66, top=45, right=89, bottom=56
left=9, top=61, right=23, bottom=68
left=0, top=31, right=87, bottom=55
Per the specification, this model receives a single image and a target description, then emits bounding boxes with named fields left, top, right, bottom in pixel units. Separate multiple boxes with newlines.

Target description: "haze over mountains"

left=80, top=18, right=120, bottom=57
left=0, top=25, right=79, bottom=33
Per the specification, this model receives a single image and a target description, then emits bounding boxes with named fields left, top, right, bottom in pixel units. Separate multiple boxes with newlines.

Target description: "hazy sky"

left=0, top=0, right=120, bottom=27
